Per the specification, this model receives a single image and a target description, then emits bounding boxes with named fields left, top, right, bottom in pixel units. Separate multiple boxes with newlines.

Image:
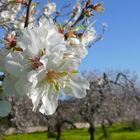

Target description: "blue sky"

left=79, top=0, right=140, bottom=75
left=0, top=0, right=140, bottom=75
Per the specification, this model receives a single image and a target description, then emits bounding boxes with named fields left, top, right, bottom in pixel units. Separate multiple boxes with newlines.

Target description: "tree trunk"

left=101, top=120, right=108, bottom=139
left=101, top=120, right=111, bottom=140
left=56, top=123, right=62, bottom=140
left=88, top=123, right=95, bottom=140
left=48, top=125, right=56, bottom=138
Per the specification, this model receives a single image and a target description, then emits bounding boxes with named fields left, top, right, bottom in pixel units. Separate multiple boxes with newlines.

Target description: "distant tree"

left=79, top=71, right=138, bottom=140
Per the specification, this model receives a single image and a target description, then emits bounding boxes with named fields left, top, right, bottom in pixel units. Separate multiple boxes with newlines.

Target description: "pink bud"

left=6, top=33, right=17, bottom=48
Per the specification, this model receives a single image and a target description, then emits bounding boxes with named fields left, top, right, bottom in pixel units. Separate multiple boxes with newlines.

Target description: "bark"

left=55, top=120, right=76, bottom=140
left=48, top=125, right=56, bottom=138
left=101, top=120, right=108, bottom=139
left=24, top=0, right=32, bottom=27
left=88, top=123, right=95, bottom=140
left=56, top=123, right=62, bottom=140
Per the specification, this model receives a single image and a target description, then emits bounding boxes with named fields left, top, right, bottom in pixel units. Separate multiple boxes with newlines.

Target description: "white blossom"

left=5, top=20, right=65, bottom=71
left=24, top=58, right=89, bottom=115
left=0, top=48, right=9, bottom=71
left=0, top=100, right=11, bottom=117
left=3, top=19, right=66, bottom=98
left=66, top=37, right=88, bottom=59
left=0, top=0, right=100, bottom=116
left=82, top=28, right=96, bottom=47
left=2, top=19, right=89, bottom=115
left=0, top=2, right=21, bottom=24
left=43, top=2, right=56, bottom=16
left=72, top=2, right=81, bottom=21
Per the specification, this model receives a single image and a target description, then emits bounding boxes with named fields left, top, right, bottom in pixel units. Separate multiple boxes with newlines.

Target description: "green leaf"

left=76, top=21, right=87, bottom=31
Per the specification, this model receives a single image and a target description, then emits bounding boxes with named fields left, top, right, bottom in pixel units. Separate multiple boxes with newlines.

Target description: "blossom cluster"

left=0, top=0, right=104, bottom=117
left=0, top=0, right=21, bottom=27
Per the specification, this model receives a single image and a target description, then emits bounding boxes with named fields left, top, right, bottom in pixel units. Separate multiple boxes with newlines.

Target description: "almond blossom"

left=19, top=58, right=89, bottom=115
left=2, top=18, right=89, bottom=115
left=2, top=19, right=66, bottom=95
left=43, top=2, right=56, bottom=16
left=0, top=1, right=21, bottom=24
left=0, top=0, right=104, bottom=116
left=65, top=27, right=96, bottom=60
left=0, top=100, right=11, bottom=117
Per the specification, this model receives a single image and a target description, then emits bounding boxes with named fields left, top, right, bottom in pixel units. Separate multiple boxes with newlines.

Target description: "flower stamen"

left=45, top=70, right=68, bottom=92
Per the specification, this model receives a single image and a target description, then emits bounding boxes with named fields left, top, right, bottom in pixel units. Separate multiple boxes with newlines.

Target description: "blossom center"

left=46, top=70, right=59, bottom=83
left=28, top=56, right=43, bottom=70
left=45, top=70, right=68, bottom=92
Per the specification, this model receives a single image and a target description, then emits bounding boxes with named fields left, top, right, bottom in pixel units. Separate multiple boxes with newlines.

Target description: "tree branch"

left=71, top=0, right=91, bottom=28
left=24, top=0, right=32, bottom=28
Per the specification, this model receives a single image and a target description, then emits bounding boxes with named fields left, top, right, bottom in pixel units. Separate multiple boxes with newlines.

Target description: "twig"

left=54, top=0, right=72, bottom=22
left=71, top=0, right=91, bottom=28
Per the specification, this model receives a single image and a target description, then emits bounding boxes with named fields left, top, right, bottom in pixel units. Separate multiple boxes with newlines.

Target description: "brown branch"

left=71, top=0, right=91, bottom=28
left=54, top=0, right=72, bottom=22
left=24, top=0, right=32, bottom=28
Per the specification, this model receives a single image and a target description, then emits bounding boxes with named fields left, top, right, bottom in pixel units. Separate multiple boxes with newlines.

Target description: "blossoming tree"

left=0, top=0, right=104, bottom=117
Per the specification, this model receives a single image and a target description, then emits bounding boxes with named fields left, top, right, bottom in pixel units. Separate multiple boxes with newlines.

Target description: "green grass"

left=3, top=123, right=140, bottom=140
left=110, top=132, right=140, bottom=140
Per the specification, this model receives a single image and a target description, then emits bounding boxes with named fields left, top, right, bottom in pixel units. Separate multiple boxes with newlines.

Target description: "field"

left=3, top=123, right=140, bottom=140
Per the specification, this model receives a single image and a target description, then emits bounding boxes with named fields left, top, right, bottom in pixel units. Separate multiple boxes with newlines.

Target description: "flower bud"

left=43, top=2, right=56, bottom=16
left=93, top=2, right=104, bottom=13
left=18, top=0, right=28, bottom=5
left=6, top=33, right=17, bottom=48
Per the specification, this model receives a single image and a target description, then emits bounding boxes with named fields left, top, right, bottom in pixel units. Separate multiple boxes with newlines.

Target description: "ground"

left=3, top=122, right=140, bottom=140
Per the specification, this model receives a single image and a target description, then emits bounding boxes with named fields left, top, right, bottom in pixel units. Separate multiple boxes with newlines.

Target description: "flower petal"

left=3, top=74, right=17, bottom=96
left=4, top=52, right=26, bottom=78
left=39, top=85, right=59, bottom=115
left=0, top=48, right=9, bottom=71
left=0, top=100, right=11, bottom=117
left=64, top=75, right=89, bottom=98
